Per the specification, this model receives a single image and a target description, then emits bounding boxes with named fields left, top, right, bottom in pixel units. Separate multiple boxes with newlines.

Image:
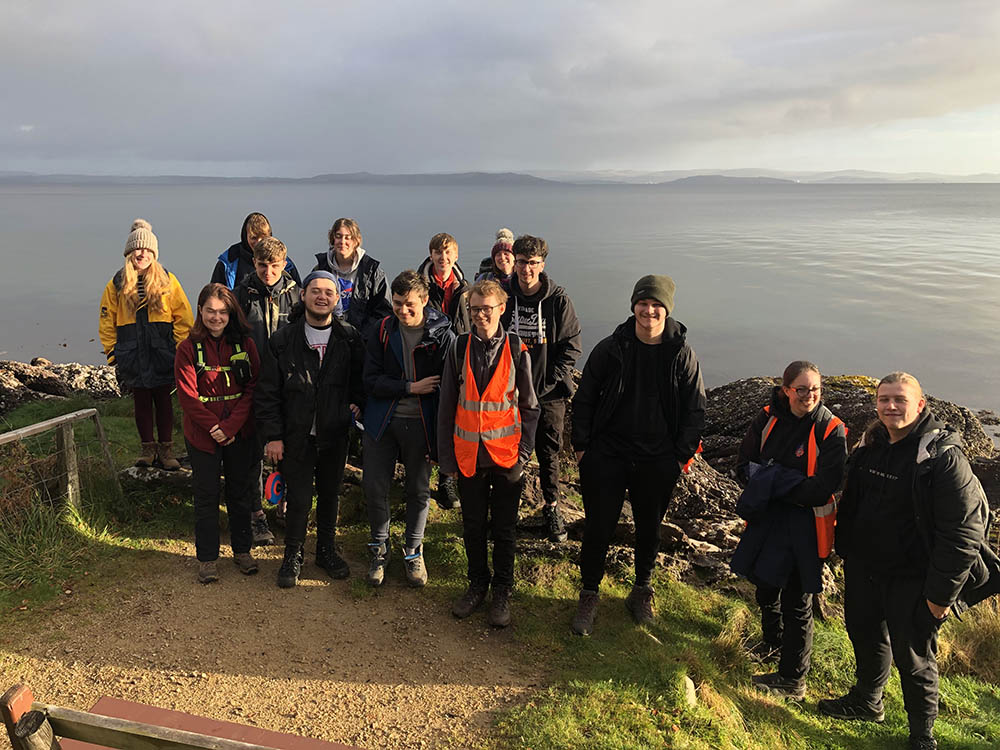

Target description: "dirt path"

left=1, top=540, right=545, bottom=750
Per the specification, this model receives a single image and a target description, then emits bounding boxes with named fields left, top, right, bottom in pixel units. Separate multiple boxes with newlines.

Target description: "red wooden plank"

left=56, top=697, right=362, bottom=750
left=1, top=684, right=35, bottom=746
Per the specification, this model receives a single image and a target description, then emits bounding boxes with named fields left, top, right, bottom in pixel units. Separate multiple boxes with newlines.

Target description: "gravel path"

left=1, top=541, right=544, bottom=750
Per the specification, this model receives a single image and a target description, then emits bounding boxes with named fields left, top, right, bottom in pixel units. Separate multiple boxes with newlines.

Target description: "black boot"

left=277, top=544, right=303, bottom=589
left=316, top=539, right=350, bottom=579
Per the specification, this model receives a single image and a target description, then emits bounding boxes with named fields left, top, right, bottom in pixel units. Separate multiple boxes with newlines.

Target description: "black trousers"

left=844, top=558, right=945, bottom=739
left=755, top=566, right=813, bottom=680
left=187, top=437, right=254, bottom=562
left=457, top=465, right=523, bottom=588
left=579, top=448, right=681, bottom=592
left=536, top=398, right=567, bottom=507
left=282, top=434, right=349, bottom=549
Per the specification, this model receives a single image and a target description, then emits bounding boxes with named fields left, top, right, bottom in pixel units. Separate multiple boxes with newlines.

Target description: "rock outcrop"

left=0, top=359, right=119, bottom=415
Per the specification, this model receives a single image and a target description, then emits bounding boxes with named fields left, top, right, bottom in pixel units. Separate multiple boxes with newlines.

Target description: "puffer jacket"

left=98, top=268, right=193, bottom=389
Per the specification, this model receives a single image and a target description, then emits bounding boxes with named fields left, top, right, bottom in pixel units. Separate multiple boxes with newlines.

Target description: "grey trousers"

left=362, top=417, right=432, bottom=549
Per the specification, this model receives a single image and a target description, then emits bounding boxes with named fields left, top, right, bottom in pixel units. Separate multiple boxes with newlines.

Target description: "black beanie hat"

left=630, top=274, right=675, bottom=315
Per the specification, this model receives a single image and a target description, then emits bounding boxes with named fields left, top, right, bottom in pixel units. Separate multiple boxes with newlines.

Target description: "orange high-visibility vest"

left=761, top=405, right=845, bottom=559
left=453, top=334, right=522, bottom=477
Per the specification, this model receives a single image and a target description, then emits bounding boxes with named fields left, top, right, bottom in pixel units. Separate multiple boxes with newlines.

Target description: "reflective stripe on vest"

left=760, top=405, right=845, bottom=559
left=194, top=341, right=244, bottom=404
left=453, top=335, right=521, bottom=477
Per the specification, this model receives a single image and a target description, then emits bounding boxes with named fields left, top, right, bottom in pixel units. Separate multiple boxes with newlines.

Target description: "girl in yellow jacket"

left=99, top=219, right=193, bottom=469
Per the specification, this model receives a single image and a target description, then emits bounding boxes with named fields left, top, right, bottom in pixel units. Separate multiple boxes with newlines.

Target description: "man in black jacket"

left=819, top=372, right=985, bottom=750
left=570, top=275, right=705, bottom=636
left=211, top=212, right=302, bottom=290
left=501, top=235, right=582, bottom=543
left=256, top=271, right=365, bottom=588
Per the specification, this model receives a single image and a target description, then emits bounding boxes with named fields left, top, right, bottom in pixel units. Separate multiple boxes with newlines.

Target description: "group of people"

left=98, top=214, right=994, bottom=750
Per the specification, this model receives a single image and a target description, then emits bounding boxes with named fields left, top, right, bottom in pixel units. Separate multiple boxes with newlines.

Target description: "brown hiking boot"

left=452, top=584, right=489, bottom=618
left=487, top=585, right=513, bottom=628
left=625, top=584, right=655, bottom=625
left=234, top=552, right=259, bottom=575
left=197, top=560, right=219, bottom=584
left=135, top=442, right=157, bottom=468
left=157, top=441, right=181, bottom=471
left=571, top=589, right=600, bottom=635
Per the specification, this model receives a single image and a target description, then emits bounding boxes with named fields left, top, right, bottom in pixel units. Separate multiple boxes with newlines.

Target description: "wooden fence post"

left=90, top=411, right=124, bottom=500
left=1, top=684, right=36, bottom=750
left=14, top=711, right=62, bottom=750
left=54, top=424, right=80, bottom=511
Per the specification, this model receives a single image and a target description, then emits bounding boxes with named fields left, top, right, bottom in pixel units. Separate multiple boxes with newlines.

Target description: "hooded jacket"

left=571, top=316, right=705, bottom=462
left=211, top=214, right=302, bottom=290
left=417, top=257, right=471, bottom=334
left=255, top=309, right=365, bottom=453
left=234, top=271, right=298, bottom=355
left=501, top=273, right=582, bottom=401
left=836, top=408, right=985, bottom=608
left=99, top=268, right=193, bottom=390
left=312, top=249, right=391, bottom=341
left=362, top=307, right=456, bottom=457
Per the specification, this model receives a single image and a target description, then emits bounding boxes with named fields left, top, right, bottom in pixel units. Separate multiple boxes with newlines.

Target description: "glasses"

left=789, top=386, right=821, bottom=397
left=468, top=302, right=503, bottom=316
left=514, top=259, right=543, bottom=268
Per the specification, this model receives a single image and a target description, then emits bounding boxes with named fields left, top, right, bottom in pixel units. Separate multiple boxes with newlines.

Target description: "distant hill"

left=664, top=174, right=797, bottom=186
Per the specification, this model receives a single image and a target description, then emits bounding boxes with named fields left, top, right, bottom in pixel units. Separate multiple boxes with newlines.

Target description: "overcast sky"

left=4, top=1, right=999, bottom=176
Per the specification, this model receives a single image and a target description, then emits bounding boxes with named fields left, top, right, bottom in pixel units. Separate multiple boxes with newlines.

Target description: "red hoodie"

left=175, top=335, right=259, bottom=453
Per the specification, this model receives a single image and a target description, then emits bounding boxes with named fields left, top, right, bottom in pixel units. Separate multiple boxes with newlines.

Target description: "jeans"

left=282, top=435, right=349, bottom=549
left=457, top=464, right=523, bottom=588
left=187, top=437, right=254, bottom=561
left=362, top=417, right=432, bottom=549
left=579, top=447, right=681, bottom=591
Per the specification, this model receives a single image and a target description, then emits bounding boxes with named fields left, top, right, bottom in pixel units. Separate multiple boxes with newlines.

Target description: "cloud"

left=1, top=0, right=999, bottom=174
left=19, top=125, right=34, bottom=133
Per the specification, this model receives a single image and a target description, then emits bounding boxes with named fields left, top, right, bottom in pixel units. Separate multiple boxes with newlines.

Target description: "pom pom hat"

left=491, top=227, right=514, bottom=259
left=124, top=218, right=159, bottom=258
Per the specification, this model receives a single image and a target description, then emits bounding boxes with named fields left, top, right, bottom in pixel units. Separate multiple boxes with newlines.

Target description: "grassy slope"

left=2, top=396, right=999, bottom=749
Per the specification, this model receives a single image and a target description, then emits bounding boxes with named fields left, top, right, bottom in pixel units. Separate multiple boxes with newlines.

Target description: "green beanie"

left=631, top=274, right=675, bottom=315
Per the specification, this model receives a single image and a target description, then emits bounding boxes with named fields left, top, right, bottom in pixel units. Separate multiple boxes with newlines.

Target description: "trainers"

left=251, top=514, right=275, bottom=546
left=277, top=544, right=303, bottom=588
left=910, top=737, right=937, bottom=750
left=748, top=639, right=782, bottom=663
left=437, top=475, right=461, bottom=509
left=751, top=672, right=806, bottom=700
left=403, top=545, right=428, bottom=587
left=625, top=584, right=655, bottom=625
left=817, top=692, right=886, bottom=723
left=571, top=589, right=600, bottom=635
left=452, top=584, right=489, bottom=618
left=233, top=552, right=259, bottom=575
left=197, top=560, right=219, bottom=584
left=316, top=542, right=350, bottom=579
left=542, top=504, right=568, bottom=543
left=487, top=585, right=512, bottom=628
left=366, top=542, right=389, bottom=587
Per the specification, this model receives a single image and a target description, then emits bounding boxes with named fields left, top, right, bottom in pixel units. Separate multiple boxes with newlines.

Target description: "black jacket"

left=501, top=273, right=582, bottom=401
left=362, top=307, right=456, bottom=456
left=837, top=409, right=986, bottom=608
left=312, top=250, right=392, bottom=341
left=234, top=271, right=298, bottom=355
left=571, top=317, right=705, bottom=462
left=417, top=257, right=471, bottom=334
left=255, top=311, right=365, bottom=453
left=211, top=215, right=302, bottom=290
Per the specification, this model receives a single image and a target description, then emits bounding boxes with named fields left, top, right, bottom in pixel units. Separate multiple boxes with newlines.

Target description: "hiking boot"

left=277, top=544, right=303, bottom=588
left=625, top=584, right=655, bottom=625
left=487, top=585, right=512, bottom=628
left=437, top=475, right=461, bottom=509
left=817, top=691, right=886, bottom=723
left=366, top=542, right=389, bottom=587
left=748, top=639, right=782, bottom=663
left=157, top=441, right=181, bottom=471
left=571, top=589, right=600, bottom=635
left=197, top=560, right=219, bottom=584
left=909, top=736, right=937, bottom=750
left=542, top=504, right=568, bottom=543
left=751, top=672, right=806, bottom=700
left=135, top=442, right=157, bottom=468
left=403, top=545, right=428, bottom=587
left=316, top=542, right=350, bottom=579
left=233, top=552, right=259, bottom=575
left=251, top=514, right=275, bottom=546
left=452, top=584, right=489, bottom=618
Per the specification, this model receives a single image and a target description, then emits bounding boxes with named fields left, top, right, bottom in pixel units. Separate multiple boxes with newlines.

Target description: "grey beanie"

left=124, top=218, right=158, bottom=258
left=630, top=274, right=676, bottom=315
left=302, top=270, right=338, bottom=288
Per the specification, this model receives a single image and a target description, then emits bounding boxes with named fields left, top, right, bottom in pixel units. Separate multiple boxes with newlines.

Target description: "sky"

left=4, top=0, right=1000, bottom=177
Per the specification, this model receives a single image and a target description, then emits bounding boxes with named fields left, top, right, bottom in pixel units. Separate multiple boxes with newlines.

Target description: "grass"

left=2, top=394, right=1000, bottom=749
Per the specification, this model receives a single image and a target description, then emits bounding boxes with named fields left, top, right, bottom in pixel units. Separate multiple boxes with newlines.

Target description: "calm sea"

left=1, top=182, right=998, bottom=414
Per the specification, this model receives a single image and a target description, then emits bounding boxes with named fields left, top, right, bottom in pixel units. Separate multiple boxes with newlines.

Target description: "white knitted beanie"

left=124, top=218, right=158, bottom=258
